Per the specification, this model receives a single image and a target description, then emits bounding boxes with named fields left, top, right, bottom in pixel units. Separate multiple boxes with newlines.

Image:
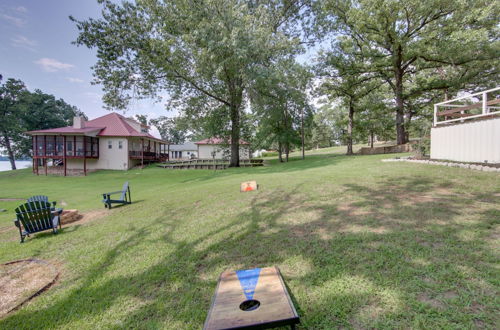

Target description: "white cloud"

left=11, top=35, right=37, bottom=51
left=34, top=58, right=74, bottom=72
left=67, top=77, right=84, bottom=83
left=1, top=14, right=25, bottom=27
left=14, top=6, right=27, bottom=13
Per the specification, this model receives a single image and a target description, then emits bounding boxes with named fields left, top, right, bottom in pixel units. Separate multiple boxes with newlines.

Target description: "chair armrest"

left=13, top=219, right=20, bottom=228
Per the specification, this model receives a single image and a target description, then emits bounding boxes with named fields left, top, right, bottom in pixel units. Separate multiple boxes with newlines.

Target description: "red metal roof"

left=27, top=112, right=165, bottom=143
left=195, top=137, right=250, bottom=145
left=27, top=127, right=103, bottom=134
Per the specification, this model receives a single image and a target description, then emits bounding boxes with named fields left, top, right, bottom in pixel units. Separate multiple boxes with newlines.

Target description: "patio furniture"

left=27, top=195, right=63, bottom=215
left=102, top=182, right=131, bottom=209
left=14, top=201, right=61, bottom=243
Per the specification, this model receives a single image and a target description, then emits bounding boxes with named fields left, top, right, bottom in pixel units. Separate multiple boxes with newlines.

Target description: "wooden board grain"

left=204, top=266, right=299, bottom=330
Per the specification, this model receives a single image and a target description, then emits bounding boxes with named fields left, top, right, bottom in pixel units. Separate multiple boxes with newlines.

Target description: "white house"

left=195, top=138, right=250, bottom=160
left=27, top=113, right=168, bottom=175
left=169, top=142, right=198, bottom=160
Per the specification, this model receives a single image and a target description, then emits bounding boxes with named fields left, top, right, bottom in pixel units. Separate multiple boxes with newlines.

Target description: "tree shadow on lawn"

left=178, top=153, right=357, bottom=184
left=1, top=176, right=498, bottom=328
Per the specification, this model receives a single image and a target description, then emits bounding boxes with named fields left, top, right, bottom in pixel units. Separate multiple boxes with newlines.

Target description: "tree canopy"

left=72, top=0, right=308, bottom=166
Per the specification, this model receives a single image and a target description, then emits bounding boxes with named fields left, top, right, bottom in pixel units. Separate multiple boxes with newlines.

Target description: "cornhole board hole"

left=240, top=181, right=258, bottom=192
left=204, top=266, right=300, bottom=330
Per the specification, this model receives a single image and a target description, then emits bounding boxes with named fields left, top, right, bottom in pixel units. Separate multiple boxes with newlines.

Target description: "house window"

left=108, top=141, right=112, bottom=149
left=118, top=141, right=123, bottom=149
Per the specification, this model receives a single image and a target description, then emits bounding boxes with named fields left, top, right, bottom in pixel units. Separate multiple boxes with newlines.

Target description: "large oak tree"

left=72, top=0, right=306, bottom=166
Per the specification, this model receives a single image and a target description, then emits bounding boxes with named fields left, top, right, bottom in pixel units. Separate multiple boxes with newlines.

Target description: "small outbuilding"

left=195, top=138, right=250, bottom=160
left=168, top=142, right=198, bottom=160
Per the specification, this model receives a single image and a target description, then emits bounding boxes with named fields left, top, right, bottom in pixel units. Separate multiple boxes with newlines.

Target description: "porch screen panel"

left=46, top=136, right=55, bottom=156
left=85, top=137, right=92, bottom=157
left=66, top=137, right=74, bottom=156
left=56, top=136, right=64, bottom=156
left=92, top=138, right=99, bottom=157
left=75, top=136, right=84, bottom=156
left=36, top=136, right=44, bottom=156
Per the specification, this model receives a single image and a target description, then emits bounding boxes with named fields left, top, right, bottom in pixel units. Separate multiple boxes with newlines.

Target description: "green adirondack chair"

left=27, top=195, right=63, bottom=215
left=14, top=201, right=61, bottom=243
left=102, top=182, right=131, bottom=209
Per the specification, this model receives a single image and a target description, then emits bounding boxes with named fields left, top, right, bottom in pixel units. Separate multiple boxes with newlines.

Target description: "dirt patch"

left=442, top=291, right=458, bottom=300
left=77, top=209, right=108, bottom=225
left=417, top=293, right=444, bottom=309
left=0, top=259, right=58, bottom=317
left=337, top=203, right=372, bottom=216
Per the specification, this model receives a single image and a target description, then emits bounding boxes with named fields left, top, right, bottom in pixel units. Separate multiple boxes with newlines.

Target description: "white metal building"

left=195, top=138, right=250, bottom=160
left=431, top=87, right=500, bottom=163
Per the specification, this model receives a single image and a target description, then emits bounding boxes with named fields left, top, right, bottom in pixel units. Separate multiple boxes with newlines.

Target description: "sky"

left=0, top=0, right=168, bottom=138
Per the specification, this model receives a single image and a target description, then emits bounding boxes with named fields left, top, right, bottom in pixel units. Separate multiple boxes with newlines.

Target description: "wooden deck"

left=157, top=159, right=264, bottom=170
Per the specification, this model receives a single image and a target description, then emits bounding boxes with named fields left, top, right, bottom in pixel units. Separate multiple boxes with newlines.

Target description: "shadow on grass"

left=178, top=153, right=358, bottom=184
left=1, top=176, right=498, bottom=328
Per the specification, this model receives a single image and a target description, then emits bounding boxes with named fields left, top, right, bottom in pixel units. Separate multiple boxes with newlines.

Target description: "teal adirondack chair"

left=102, top=182, right=131, bottom=209
left=27, top=195, right=63, bottom=215
left=14, top=201, right=61, bottom=243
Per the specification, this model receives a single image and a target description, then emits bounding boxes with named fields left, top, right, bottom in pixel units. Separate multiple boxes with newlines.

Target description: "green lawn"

left=0, top=147, right=499, bottom=329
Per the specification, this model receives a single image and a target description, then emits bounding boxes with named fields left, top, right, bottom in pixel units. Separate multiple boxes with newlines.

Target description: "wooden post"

left=43, top=135, right=47, bottom=176
left=63, top=135, right=67, bottom=177
left=141, top=138, right=144, bottom=167
left=83, top=136, right=87, bottom=176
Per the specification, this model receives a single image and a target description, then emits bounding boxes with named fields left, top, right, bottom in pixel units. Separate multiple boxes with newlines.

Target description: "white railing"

left=434, top=86, right=500, bottom=126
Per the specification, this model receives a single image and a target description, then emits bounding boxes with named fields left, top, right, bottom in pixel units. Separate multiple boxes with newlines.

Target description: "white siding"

left=66, top=137, right=129, bottom=170
left=430, top=117, right=500, bottom=163
left=198, top=145, right=250, bottom=160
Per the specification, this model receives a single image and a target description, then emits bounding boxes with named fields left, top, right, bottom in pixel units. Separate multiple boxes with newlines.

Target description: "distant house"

left=27, top=113, right=168, bottom=175
left=195, top=138, right=250, bottom=160
left=169, top=142, right=198, bottom=160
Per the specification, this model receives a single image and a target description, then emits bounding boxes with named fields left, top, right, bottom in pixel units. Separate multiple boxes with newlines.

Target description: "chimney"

left=73, top=116, right=86, bottom=129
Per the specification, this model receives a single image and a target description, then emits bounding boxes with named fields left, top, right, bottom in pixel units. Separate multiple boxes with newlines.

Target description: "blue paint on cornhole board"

left=236, top=268, right=261, bottom=300
left=203, top=266, right=300, bottom=330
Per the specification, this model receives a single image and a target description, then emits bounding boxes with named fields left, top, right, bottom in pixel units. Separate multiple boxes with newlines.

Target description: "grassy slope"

left=0, top=147, right=498, bottom=329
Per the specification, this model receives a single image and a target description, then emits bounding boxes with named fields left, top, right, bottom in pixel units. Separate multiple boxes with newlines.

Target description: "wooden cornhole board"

left=204, top=266, right=300, bottom=330
left=240, top=181, right=258, bottom=192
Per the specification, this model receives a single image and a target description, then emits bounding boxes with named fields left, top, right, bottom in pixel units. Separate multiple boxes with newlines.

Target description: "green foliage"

left=149, top=116, right=189, bottom=144
left=72, top=0, right=306, bottom=166
left=261, top=151, right=279, bottom=157
left=0, top=77, right=83, bottom=167
left=251, top=60, right=313, bottom=160
left=315, top=0, right=500, bottom=144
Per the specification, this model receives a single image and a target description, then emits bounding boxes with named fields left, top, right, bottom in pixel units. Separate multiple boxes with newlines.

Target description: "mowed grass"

left=0, top=147, right=499, bottom=329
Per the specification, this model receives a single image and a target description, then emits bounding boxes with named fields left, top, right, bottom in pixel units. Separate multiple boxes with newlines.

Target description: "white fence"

left=434, top=86, right=500, bottom=125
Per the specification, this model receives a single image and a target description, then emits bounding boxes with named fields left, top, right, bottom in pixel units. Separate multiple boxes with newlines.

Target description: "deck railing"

left=129, top=151, right=168, bottom=160
left=434, top=87, right=500, bottom=126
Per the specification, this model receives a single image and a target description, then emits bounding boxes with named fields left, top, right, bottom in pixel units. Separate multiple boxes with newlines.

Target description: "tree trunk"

left=2, top=134, right=16, bottom=170
left=301, top=107, right=305, bottom=160
left=285, top=142, right=289, bottom=162
left=346, top=102, right=354, bottom=155
left=394, top=70, right=407, bottom=145
left=278, top=141, right=283, bottom=162
left=229, top=103, right=240, bottom=167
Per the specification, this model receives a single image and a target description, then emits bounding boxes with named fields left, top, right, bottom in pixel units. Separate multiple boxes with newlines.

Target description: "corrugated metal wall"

left=430, top=117, right=500, bottom=163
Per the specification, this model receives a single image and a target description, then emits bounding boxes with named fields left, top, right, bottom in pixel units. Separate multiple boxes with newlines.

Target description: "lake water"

left=0, top=160, right=32, bottom=172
